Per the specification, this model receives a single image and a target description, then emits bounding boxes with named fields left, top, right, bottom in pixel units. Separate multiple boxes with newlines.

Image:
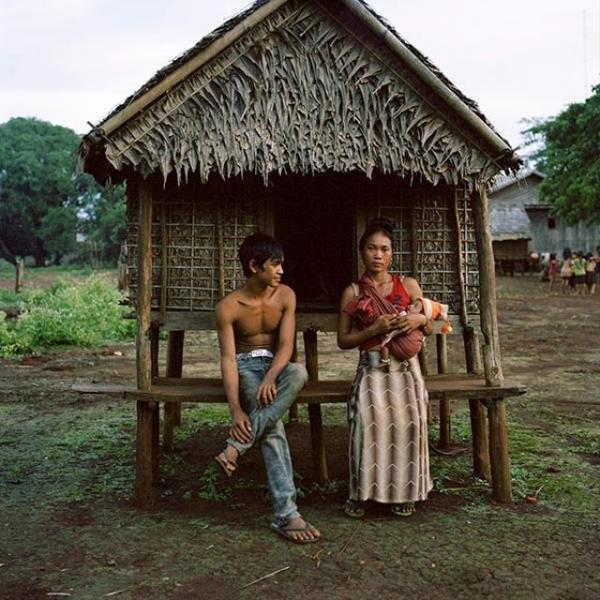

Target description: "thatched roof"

left=80, top=0, right=520, bottom=189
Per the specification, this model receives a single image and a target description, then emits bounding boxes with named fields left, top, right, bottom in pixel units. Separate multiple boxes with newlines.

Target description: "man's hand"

left=230, top=410, right=252, bottom=443
left=256, top=374, right=278, bottom=407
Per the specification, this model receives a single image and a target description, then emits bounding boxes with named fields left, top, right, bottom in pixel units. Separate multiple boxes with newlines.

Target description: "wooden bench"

left=73, top=373, right=525, bottom=508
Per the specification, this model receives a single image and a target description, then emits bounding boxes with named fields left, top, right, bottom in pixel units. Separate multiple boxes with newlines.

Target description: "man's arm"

left=216, top=299, right=252, bottom=443
left=256, top=286, right=296, bottom=406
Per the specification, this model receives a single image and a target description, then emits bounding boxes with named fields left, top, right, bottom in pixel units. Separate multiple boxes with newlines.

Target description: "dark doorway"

left=273, top=174, right=356, bottom=310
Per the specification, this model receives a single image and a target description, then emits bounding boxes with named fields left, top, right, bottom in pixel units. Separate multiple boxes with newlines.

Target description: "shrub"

left=0, top=276, right=135, bottom=357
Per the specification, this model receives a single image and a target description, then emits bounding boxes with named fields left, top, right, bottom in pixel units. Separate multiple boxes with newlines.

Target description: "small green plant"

left=197, top=466, right=232, bottom=502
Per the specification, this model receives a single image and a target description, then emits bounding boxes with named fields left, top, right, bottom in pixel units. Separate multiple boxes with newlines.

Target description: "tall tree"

left=528, top=85, right=600, bottom=224
left=0, top=117, right=81, bottom=265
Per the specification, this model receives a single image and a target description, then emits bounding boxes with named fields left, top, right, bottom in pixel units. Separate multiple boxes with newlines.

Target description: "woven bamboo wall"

left=126, top=175, right=478, bottom=317
left=371, top=187, right=479, bottom=316
left=127, top=182, right=259, bottom=311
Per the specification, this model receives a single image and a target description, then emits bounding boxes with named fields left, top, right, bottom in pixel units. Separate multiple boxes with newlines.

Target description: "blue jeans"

left=227, top=355, right=308, bottom=526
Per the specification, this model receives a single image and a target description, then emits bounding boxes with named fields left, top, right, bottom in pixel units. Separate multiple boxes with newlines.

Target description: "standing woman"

left=338, top=219, right=433, bottom=518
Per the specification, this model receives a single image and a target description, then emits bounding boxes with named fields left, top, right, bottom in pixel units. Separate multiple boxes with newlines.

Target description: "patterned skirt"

left=348, top=351, right=433, bottom=504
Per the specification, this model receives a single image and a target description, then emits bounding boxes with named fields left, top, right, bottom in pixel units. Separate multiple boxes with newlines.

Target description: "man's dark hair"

left=239, top=233, right=284, bottom=278
left=359, top=218, right=395, bottom=251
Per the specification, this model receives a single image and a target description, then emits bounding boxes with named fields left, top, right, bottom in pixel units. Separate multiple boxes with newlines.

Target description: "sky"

left=1, top=0, right=600, bottom=148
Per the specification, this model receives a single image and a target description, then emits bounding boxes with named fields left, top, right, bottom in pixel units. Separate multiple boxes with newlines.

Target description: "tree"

left=80, top=183, right=127, bottom=264
left=527, top=85, right=600, bottom=224
left=0, top=117, right=81, bottom=265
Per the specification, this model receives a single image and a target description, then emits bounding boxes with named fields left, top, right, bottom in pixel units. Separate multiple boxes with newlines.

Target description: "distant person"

left=571, top=252, right=587, bottom=295
left=585, top=253, right=597, bottom=295
left=548, top=253, right=559, bottom=292
left=560, top=254, right=572, bottom=295
left=213, top=233, right=320, bottom=544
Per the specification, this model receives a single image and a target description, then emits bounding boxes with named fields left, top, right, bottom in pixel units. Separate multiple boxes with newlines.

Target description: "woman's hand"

left=369, top=314, right=402, bottom=336
left=396, top=313, right=427, bottom=334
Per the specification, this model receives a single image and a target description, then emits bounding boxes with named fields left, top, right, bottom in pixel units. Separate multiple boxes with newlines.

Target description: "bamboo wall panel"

left=371, top=187, right=478, bottom=314
left=102, top=1, right=494, bottom=190
left=128, top=187, right=258, bottom=311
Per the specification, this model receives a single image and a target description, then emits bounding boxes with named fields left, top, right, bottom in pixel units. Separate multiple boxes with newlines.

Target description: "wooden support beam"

left=136, top=178, right=153, bottom=392
left=164, top=330, right=185, bottom=451
left=303, top=330, right=328, bottom=484
left=159, top=199, right=168, bottom=325
left=471, top=188, right=503, bottom=387
left=469, top=398, right=491, bottom=480
left=436, top=333, right=451, bottom=449
left=135, top=400, right=156, bottom=508
left=487, top=399, right=512, bottom=503
left=151, top=401, right=160, bottom=485
left=288, top=333, right=299, bottom=424
left=464, top=326, right=483, bottom=376
left=216, top=202, right=225, bottom=299
left=135, top=178, right=155, bottom=507
left=150, top=323, right=160, bottom=379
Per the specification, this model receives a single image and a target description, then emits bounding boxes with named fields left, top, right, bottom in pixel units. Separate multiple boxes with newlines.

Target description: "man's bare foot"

left=214, top=445, right=239, bottom=478
left=272, top=516, right=321, bottom=544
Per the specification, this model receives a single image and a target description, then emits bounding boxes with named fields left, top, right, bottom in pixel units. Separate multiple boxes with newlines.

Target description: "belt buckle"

left=249, top=349, right=272, bottom=359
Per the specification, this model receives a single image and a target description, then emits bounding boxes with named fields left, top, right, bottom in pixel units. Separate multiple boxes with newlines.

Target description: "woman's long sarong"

left=348, top=351, right=433, bottom=504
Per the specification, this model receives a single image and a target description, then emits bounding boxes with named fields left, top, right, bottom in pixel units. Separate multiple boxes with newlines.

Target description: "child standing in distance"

left=560, top=250, right=572, bottom=295
left=572, top=252, right=587, bottom=296
left=548, top=253, right=559, bottom=293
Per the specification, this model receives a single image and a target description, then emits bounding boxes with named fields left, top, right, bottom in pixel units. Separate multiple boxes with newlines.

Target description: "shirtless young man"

left=214, top=233, right=321, bottom=544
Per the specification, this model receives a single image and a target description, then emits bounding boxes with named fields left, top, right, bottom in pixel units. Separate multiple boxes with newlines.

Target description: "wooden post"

left=471, top=187, right=503, bottom=387
left=135, top=400, right=156, bottom=508
left=288, top=333, right=299, bottom=424
left=303, top=330, right=328, bottom=484
left=417, top=343, right=432, bottom=422
left=488, top=399, right=512, bottom=503
left=117, top=244, right=129, bottom=293
left=436, top=333, right=451, bottom=449
left=216, top=202, right=225, bottom=299
left=135, top=177, right=155, bottom=508
left=150, top=323, right=160, bottom=379
left=136, top=178, right=153, bottom=392
left=163, top=330, right=185, bottom=451
left=464, top=326, right=490, bottom=480
left=469, top=398, right=491, bottom=480
left=464, top=326, right=483, bottom=376
left=15, top=258, right=24, bottom=294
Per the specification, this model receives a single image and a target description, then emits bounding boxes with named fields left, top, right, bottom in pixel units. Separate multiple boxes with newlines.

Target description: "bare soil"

left=1, top=276, right=599, bottom=599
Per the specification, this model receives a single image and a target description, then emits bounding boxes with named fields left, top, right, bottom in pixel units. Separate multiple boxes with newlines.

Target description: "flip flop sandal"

left=214, top=452, right=237, bottom=478
left=391, top=503, right=415, bottom=517
left=271, top=521, right=321, bottom=544
left=344, top=499, right=366, bottom=519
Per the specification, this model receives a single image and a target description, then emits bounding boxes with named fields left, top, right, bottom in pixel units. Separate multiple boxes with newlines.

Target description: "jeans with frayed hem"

left=227, top=355, right=308, bottom=526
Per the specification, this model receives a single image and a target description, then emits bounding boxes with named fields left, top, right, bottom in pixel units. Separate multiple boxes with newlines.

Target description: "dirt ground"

left=0, top=276, right=599, bottom=599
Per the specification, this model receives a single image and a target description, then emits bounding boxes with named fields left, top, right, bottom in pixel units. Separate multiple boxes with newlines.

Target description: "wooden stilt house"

left=79, top=0, right=524, bottom=507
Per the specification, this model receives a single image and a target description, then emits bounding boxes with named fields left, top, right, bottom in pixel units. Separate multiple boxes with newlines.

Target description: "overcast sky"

left=1, top=0, right=599, bottom=147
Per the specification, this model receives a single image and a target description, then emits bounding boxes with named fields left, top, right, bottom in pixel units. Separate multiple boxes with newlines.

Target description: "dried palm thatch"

left=82, top=0, right=513, bottom=190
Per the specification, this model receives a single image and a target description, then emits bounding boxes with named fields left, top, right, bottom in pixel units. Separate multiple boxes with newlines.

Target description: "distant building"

left=489, top=167, right=600, bottom=257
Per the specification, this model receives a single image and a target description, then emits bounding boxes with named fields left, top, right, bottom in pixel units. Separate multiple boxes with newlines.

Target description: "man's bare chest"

left=234, top=301, right=284, bottom=336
